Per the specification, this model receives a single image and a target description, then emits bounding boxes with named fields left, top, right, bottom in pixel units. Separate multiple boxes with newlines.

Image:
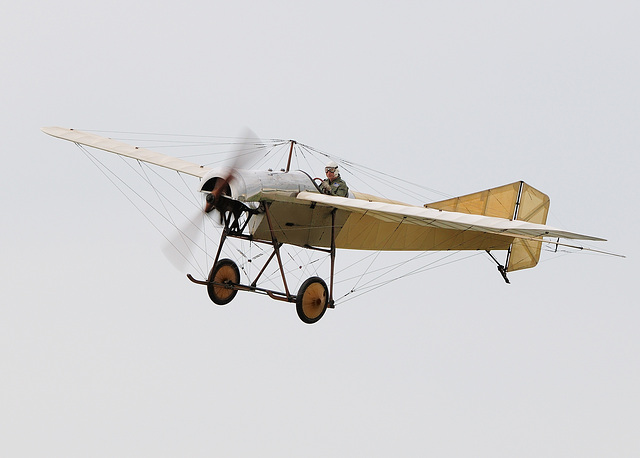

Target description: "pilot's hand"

left=320, top=182, right=331, bottom=192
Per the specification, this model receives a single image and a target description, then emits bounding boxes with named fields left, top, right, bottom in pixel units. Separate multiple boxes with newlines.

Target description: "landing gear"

left=296, top=277, right=329, bottom=324
left=188, top=202, right=338, bottom=324
left=207, top=258, right=240, bottom=305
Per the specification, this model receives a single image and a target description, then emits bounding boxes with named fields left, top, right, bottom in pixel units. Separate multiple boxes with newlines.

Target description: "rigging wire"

left=134, top=158, right=206, bottom=276
left=338, top=251, right=484, bottom=303
left=297, top=143, right=454, bottom=201
left=77, top=145, right=209, bottom=278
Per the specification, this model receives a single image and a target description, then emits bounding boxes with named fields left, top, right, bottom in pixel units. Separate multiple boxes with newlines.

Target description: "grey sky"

left=2, top=1, right=638, bottom=456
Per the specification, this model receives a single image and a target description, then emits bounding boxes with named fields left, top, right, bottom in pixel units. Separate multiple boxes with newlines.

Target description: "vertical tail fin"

left=428, top=181, right=550, bottom=271
left=507, top=183, right=550, bottom=271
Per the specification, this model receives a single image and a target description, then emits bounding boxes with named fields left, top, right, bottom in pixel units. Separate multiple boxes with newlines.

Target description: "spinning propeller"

left=162, top=128, right=262, bottom=272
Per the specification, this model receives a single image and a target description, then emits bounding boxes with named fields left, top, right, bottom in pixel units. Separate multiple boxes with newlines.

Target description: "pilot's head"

left=325, top=161, right=339, bottom=179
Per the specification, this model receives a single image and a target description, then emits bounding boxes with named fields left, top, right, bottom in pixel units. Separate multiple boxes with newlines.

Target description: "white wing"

left=296, top=192, right=605, bottom=242
left=42, top=126, right=210, bottom=178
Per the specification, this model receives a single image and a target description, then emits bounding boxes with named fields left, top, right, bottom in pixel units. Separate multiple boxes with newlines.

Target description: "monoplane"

left=42, top=126, right=615, bottom=324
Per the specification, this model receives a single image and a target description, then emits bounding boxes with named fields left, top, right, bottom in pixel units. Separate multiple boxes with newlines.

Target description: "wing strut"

left=329, top=208, right=337, bottom=308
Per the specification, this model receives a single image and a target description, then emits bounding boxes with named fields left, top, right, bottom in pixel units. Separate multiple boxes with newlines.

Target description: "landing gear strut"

left=188, top=201, right=338, bottom=324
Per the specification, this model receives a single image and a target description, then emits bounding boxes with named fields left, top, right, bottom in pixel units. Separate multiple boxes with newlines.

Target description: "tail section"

left=427, top=181, right=550, bottom=272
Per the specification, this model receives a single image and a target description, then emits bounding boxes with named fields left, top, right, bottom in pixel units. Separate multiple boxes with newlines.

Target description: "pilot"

left=320, top=161, right=349, bottom=197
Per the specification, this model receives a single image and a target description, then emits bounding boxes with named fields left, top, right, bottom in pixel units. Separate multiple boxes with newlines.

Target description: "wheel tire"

left=296, top=277, right=329, bottom=324
left=207, top=258, right=240, bottom=306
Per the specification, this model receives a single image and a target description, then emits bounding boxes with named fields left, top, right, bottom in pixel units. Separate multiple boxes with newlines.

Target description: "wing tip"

left=41, top=126, right=70, bottom=136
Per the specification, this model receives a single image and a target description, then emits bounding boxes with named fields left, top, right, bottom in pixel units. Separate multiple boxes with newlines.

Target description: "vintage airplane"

left=42, top=126, right=614, bottom=324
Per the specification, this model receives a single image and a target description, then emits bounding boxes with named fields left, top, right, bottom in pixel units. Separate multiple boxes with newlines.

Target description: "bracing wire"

left=77, top=145, right=209, bottom=278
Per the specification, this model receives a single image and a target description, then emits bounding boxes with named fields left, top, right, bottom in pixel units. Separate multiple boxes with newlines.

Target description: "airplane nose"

left=205, top=193, right=216, bottom=213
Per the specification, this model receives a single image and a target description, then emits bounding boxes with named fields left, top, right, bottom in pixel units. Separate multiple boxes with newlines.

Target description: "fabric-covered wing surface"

left=42, top=127, right=210, bottom=178
left=295, top=191, right=604, bottom=252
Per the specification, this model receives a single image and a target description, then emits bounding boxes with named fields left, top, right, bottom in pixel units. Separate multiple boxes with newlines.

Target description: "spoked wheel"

left=296, top=276, right=329, bottom=324
left=207, top=258, right=240, bottom=305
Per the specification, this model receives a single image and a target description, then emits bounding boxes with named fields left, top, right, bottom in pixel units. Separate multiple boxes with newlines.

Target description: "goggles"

left=325, top=167, right=337, bottom=173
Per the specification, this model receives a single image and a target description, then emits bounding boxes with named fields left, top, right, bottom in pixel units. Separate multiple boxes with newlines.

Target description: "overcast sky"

left=2, top=1, right=639, bottom=457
